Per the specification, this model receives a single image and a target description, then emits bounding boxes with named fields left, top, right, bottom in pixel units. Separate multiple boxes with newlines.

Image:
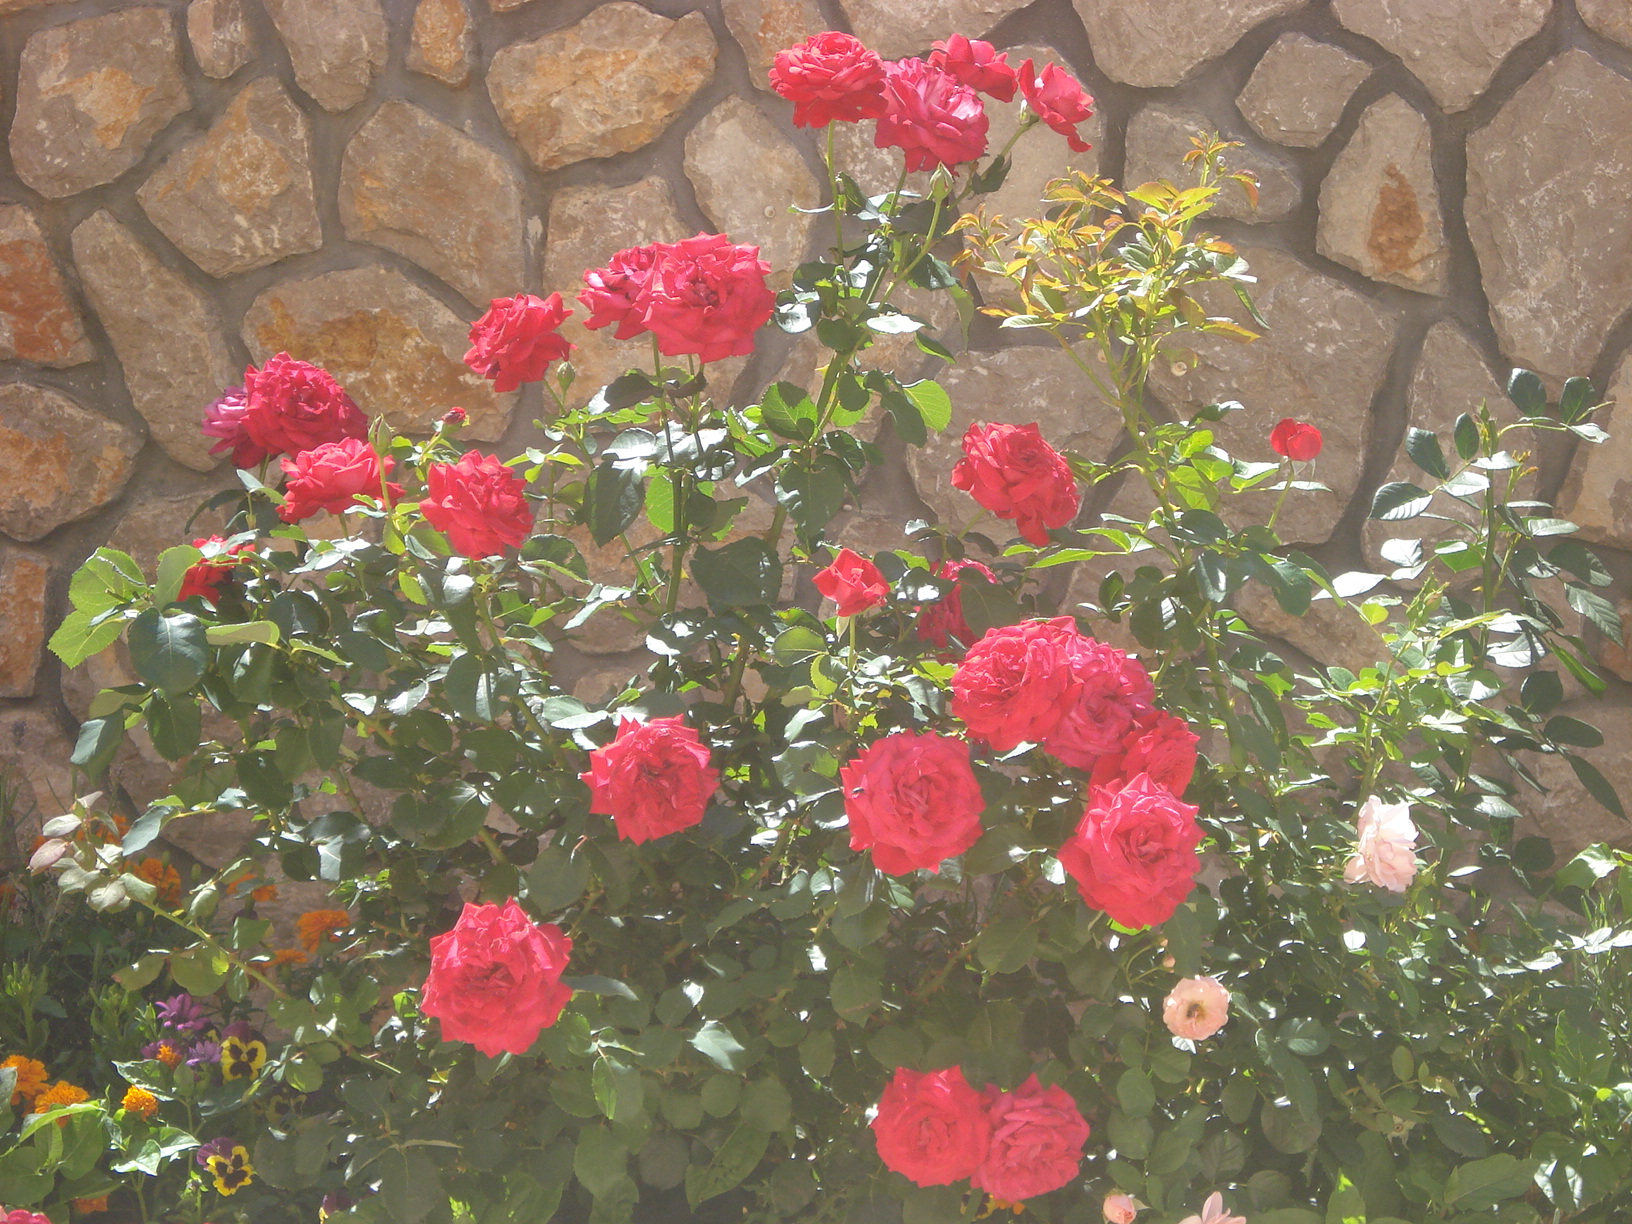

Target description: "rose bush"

left=6, top=26, right=1631, bottom=1224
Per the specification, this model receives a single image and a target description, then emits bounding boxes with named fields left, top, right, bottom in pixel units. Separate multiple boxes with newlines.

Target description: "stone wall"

left=2, top=0, right=1631, bottom=855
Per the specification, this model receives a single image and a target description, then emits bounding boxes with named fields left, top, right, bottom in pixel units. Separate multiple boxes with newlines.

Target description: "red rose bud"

left=951, top=421, right=1080, bottom=546
left=871, top=1066, right=991, bottom=1187
left=420, top=451, right=534, bottom=558
left=242, top=354, right=367, bottom=459
left=465, top=293, right=573, bottom=393
left=876, top=57, right=989, bottom=173
left=841, top=731, right=985, bottom=875
left=177, top=536, right=253, bottom=606
left=420, top=899, right=572, bottom=1058
left=1018, top=59, right=1095, bottom=153
left=278, top=438, right=403, bottom=524
left=1270, top=417, right=1323, bottom=461
left=813, top=547, right=888, bottom=617
left=1058, top=773, right=1203, bottom=929
left=929, top=34, right=1017, bottom=102
left=972, top=1076, right=1091, bottom=1203
left=579, top=245, right=663, bottom=341
left=769, top=31, right=889, bottom=128
left=639, top=233, right=775, bottom=365
left=581, top=716, right=720, bottom=844
left=914, top=557, right=996, bottom=651
left=440, top=407, right=468, bottom=428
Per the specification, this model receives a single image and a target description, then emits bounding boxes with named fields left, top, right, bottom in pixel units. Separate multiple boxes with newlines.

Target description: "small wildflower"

left=2, top=1054, right=48, bottom=1106
left=156, top=993, right=213, bottom=1034
left=121, top=1085, right=160, bottom=1118
left=187, top=1038, right=221, bottom=1069
left=132, top=857, right=183, bottom=907
left=297, top=909, right=352, bottom=954
left=142, top=1039, right=185, bottom=1068
left=197, top=1137, right=255, bottom=1196
left=219, top=1022, right=267, bottom=1081
left=262, top=1086, right=306, bottom=1131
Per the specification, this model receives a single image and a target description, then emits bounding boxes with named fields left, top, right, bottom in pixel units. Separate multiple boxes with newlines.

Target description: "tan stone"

left=1123, top=103, right=1298, bottom=222
left=408, top=0, right=476, bottom=88
left=10, top=7, right=189, bottom=198
left=1595, top=595, right=1632, bottom=684
left=1560, top=354, right=1632, bottom=551
left=685, top=96, right=819, bottom=283
left=1579, top=0, right=1632, bottom=51
left=0, top=206, right=92, bottom=367
left=0, top=0, right=75, bottom=12
left=340, top=101, right=528, bottom=307
left=981, top=44, right=1101, bottom=224
left=263, top=0, right=387, bottom=113
left=1317, top=95, right=1447, bottom=294
left=0, top=708, right=76, bottom=837
left=1072, top=0, right=1304, bottom=88
left=1235, top=582, right=1387, bottom=674
left=0, top=547, right=51, bottom=698
left=489, top=3, right=717, bottom=174
left=721, top=0, right=826, bottom=88
left=489, top=0, right=531, bottom=9
left=0, top=383, right=140, bottom=543
left=187, top=0, right=252, bottom=79
left=1149, top=245, right=1398, bottom=545
left=242, top=266, right=516, bottom=441
left=1517, top=698, right=1632, bottom=855
left=1238, top=34, right=1371, bottom=149
left=1332, top=0, right=1550, bottom=112
left=71, top=211, right=236, bottom=473
left=137, top=78, right=321, bottom=278
left=1467, top=50, right=1632, bottom=380
left=840, top=0, right=1033, bottom=58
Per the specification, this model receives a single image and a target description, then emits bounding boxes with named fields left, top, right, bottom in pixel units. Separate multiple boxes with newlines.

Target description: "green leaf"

left=49, top=609, right=126, bottom=668
left=586, top=458, right=643, bottom=547
left=574, top=1125, right=629, bottom=1197
left=378, top=1147, right=444, bottom=1224
left=168, top=946, right=229, bottom=994
left=1452, top=413, right=1479, bottom=461
left=691, top=538, right=782, bottom=611
left=976, top=913, right=1038, bottom=974
left=127, top=608, right=209, bottom=694
left=70, top=715, right=123, bottom=780
left=70, top=547, right=147, bottom=614
left=527, top=845, right=591, bottom=913
left=1555, top=844, right=1620, bottom=892
left=1546, top=715, right=1604, bottom=748
left=1558, top=375, right=1596, bottom=423
left=1567, top=754, right=1625, bottom=818
left=154, top=544, right=204, bottom=606
left=740, top=1077, right=792, bottom=1132
left=1404, top=427, right=1450, bottom=479
left=684, top=1125, right=769, bottom=1207
left=445, top=651, right=511, bottom=722
left=1116, top=1068, right=1155, bottom=1118
left=147, top=694, right=202, bottom=761
left=1443, top=1154, right=1535, bottom=1211
left=689, top=1021, right=749, bottom=1071
left=1281, top=1017, right=1330, bottom=1057
left=204, top=621, right=280, bottom=646
left=903, top=379, right=952, bottom=433
left=1369, top=481, right=1433, bottom=521
left=760, top=382, right=818, bottom=441
left=831, top=961, right=882, bottom=1021
left=1507, top=369, right=1547, bottom=415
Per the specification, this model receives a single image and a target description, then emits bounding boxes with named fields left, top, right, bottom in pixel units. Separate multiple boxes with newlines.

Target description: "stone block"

left=0, top=383, right=140, bottom=543
left=0, top=206, right=92, bottom=367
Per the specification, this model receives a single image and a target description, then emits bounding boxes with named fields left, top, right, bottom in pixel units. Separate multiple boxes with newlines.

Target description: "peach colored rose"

left=1343, top=796, right=1418, bottom=892
left=1161, top=976, right=1230, bottom=1041
left=1103, top=1194, right=1142, bottom=1224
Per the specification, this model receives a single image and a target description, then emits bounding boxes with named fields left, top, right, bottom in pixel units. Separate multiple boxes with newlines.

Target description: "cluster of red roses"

left=770, top=31, right=1093, bottom=168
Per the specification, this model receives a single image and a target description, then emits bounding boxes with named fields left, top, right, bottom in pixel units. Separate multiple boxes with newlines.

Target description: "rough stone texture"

left=1332, top=0, right=1550, bottom=113
left=1236, top=583, right=1386, bottom=674
left=242, top=266, right=516, bottom=441
left=0, top=383, right=139, bottom=542
left=1579, top=0, right=1632, bottom=51
left=137, top=78, right=322, bottom=279
left=340, top=101, right=528, bottom=307
left=10, top=7, right=190, bottom=199
left=1596, top=594, right=1632, bottom=683
left=489, top=0, right=532, bottom=9
left=1238, top=34, right=1372, bottom=148
left=0, top=547, right=51, bottom=698
left=408, top=0, right=476, bottom=88
left=1518, top=698, right=1632, bottom=857
left=1317, top=95, right=1447, bottom=294
left=0, top=206, right=92, bottom=368
left=840, top=0, right=1032, bottom=58
left=488, top=3, right=717, bottom=174
left=1560, top=353, right=1632, bottom=551
left=0, top=709, right=76, bottom=836
left=263, top=0, right=388, bottom=113
left=0, top=0, right=76, bottom=12
left=71, top=211, right=236, bottom=473
left=722, top=0, right=827, bottom=88
left=685, top=96, right=819, bottom=284
left=1467, top=50, right=1632, bottom=381
left=1124, top=103, right=1299, bottom=222
left=982, top=45, right=1102, bottom=224
left=1072, top=0, right=1305, bottom=88
left=1150, top=245, right=1397, bottom=544
left=186, top=0, right=253, bottom=79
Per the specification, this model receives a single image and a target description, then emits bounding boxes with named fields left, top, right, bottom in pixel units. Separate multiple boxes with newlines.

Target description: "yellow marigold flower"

left=71, top=1196, right=109, bottom=1214
left=296, top=909, right=352, bottom=953
left=205, top=1144, right=255, bottom=1195
left=121, top=1085, right=159, bottom=1118
left=2, top=1054, right=48, bottom=1106
left=132, top=857, right=183, bottom=908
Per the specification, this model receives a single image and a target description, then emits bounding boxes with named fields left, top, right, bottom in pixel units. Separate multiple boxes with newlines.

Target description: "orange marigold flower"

left=266, top=947, right=308, bottom=968
left=2, top=1054, right=48, bottom=1106
left=132, top=857, right=183, bottom=908
left=121, top=1085, right=159, bottom=1118
left=296, top=909, right=352, bottom=953
left=251, top=884, right=278, bottom=902
left=150, top=1041, right=184, bottom=1069
left=72, top=1197, right=109, bottom=1215
left=33, top=1080, right=90, bottom=1124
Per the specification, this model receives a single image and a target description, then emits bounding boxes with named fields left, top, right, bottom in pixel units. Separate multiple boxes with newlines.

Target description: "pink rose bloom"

left=4, top=1212, right=52, bottom=1224
left=1043, top=640, right=1156, bottom=771
left=242, top=353, right=368, bottom=459
left=1179, top=1192, right=1247, bottom=1224
left=1343, top=796, right=1418, bottom=892
left=581, top=716, right=720, bottom=844
left=950, top=618, right=1087, bottom=753
left=421, top=452, right=534, bottom=558
left=1059, top=773, right=1203, bottom=929
left=952, top=422, right=1080, bottom=546
left=876, top=57, right=989, bottom=173
left=200, top=384, right=270, bottom=469
left=871, top=1066, right=991, bottom=1187
left=914, top=558, right=996, bottom=652
left=1089, top=709, right=1200, bottom=796
left=814, top=547, right=889, bottom=617
left=1162, top=976, right=1230, bottom=1041
left=769, top=31, right=890, bottom=127
left=971, top=1075, right=1091, bottom=1202
left=464, top=292, right=573, bottom=393
left=929, top=34, right=1017, bottom=102
left=1018, top=59, right=1094, bottom=153
left=420, top=899, right=573, bottom=1058
left=278, top=438, right=403, bottom=523
left=639, top=233, right=775, bottom=364
left=840, top=731, right=985, bottom=875
left=1103, top=1194, right=1142, bottom=1224
left=580, top=245, right=663, bottom=341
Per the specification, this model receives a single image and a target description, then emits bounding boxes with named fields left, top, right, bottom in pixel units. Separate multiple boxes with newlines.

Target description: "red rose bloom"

left=840, top=731, right=985, bottom=875
left=1041, top=639, right=1156, bottom=770
left=1058, top=773, right=1203, bottom=928
left=769, top=31, right=889, bottom=128
left=950, top=618, right=1086, bottom=752
left=951, top=422, right=1080, bottom=546
left=875, top=57, right=989, bottom=173
left=1270, top=418, right=1323, bottom=461
left=915, top=558, right=997, bottom=651
left=178, top=536, right=253, bottom=606
left=420, top=899, right=573, bottom=1058
left=200, top=385, right=270, bottom=469
left=871, top=1066, right=992, bottom=1187
left=464, top=293, right=573, bottom=394
left=580, top=246, right=663, bottom=341
left=420, top=452, right=534, bottom=558
left=929, top=35, right=1017, bottom=102
left=278, top=438, right=403, bottom=523
left=814, top=547, right=889, bottom=616
left=972, top=1076, right=1091, bottom=1202
left=1089, top=709, right=1200, bottom=796
left=241, top=353, right=368, bottom=459
left=1018, top=59, right=1094, bottom=153
left=639, top=233, right=775, bottom=364
left=581, top=716, right=720, bottom=844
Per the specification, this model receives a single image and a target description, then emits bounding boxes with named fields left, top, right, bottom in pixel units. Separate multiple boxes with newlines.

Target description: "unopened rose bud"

left=1161, top=955, right=1176, bottom=969
left=1103, top=1193, right=1142, bottom=1224
left=440, top=407, right=468, bottom=428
